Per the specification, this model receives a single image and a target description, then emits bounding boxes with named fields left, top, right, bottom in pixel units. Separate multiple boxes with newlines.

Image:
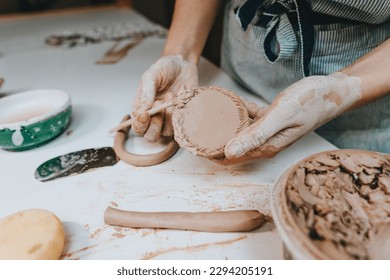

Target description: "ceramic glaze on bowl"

left=0, top=89, right=72, bottom=151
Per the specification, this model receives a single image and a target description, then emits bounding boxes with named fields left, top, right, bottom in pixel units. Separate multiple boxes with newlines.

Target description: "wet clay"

left=114, top=115, right=179, bottom=166
left=112, top=86, right=250, bottom=164
left=104, top=207, right=265, bottom=232
left=282, top=150, right=390, bottom=259
left=172, top=86, right=250, bottom=158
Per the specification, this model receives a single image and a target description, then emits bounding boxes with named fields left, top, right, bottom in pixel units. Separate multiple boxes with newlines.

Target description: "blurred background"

left=0, top=0, right=223, bottom=66
left=0, top=0, right=121, bottom=13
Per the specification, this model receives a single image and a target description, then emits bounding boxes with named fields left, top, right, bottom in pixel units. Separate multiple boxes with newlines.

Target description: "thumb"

left=224, top=115, right=283, bottom=159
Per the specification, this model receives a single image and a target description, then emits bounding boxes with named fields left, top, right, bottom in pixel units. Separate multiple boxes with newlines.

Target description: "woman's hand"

left=132, top=55, right=198, bottom=143
left=130, top=0, right=220, bottom=143
left=217, top=73, right=362, bottom=165
left=218, top=38, right=390, bottom=165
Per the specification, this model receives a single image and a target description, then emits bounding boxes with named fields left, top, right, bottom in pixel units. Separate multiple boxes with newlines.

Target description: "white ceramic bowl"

left=0, top=89, right=72, bottom=151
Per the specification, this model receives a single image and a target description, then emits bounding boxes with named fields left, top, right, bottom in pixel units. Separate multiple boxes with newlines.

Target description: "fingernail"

left=225, top=141, right=245, bottom=159
left=137, top=113, right=149, bottom=123
left=133, top=113, right=150, bottom=135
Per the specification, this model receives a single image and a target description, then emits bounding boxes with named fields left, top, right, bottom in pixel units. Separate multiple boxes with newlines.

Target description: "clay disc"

left=0, top=209, right=65, bottom=260
left=172, top=86, right=249, bottom=158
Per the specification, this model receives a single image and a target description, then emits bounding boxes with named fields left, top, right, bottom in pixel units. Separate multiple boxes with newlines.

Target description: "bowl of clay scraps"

left=0, top=89, right=72, bottom=151
left=272, top=149, right=390, bottom=260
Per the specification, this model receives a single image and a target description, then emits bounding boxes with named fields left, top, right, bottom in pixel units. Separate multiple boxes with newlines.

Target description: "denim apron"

left=221, top=0, right=390, bottom=153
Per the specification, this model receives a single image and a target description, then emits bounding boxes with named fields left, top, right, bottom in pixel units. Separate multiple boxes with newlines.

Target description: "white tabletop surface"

left=0, top=8, right=336, bottom=260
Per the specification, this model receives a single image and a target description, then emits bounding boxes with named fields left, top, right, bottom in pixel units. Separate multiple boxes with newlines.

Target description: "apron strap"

left=294, top=0, right=314, bottom=77
left=235, top=0, right=314, bottom=77
left=234, top=0, right=266, bottom=31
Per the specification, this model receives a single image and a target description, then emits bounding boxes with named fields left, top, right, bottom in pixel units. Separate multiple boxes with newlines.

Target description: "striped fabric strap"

left=294, top=0, right=314, bottom=77
left=235, top=0, right=314, bottom=77
left=235, top=0, right=266, bottom=30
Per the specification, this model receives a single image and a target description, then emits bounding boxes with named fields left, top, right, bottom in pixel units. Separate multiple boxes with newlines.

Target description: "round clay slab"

left=0, top=209, right=65, bottom=260
left=172, top=86, right=249, bottom=158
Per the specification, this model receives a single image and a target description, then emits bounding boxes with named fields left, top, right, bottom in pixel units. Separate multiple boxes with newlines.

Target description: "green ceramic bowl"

left=0, top=89, right=72, bottom=151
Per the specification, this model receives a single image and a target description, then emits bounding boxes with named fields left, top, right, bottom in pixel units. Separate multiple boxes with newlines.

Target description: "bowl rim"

left=271, top=149, right=387, bottom=260
left=0, top=89, right=71, bottom=130
left=272, top=162, right=323, bottom=259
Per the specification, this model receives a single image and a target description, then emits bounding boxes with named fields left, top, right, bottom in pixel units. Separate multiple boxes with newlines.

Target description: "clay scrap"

left=46, top=22, right=166, bottom=47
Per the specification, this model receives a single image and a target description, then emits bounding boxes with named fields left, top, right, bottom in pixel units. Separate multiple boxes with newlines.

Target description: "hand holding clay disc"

left=172, top=86, right=268, bottom=164
left=113, top=86, right=267, bottom=166
left=131, top=55, right=198, bottom=143
left=224, top=73, right=362, bottom=162
left=173, top=86, right=248, bottom=158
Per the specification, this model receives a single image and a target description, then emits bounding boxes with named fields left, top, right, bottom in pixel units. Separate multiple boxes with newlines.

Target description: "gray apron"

left=221, top=0, right=390, bottom=153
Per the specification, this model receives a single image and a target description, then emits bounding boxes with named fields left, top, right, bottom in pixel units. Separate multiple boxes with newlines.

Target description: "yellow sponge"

left=0, top=209, right=65, bottom=260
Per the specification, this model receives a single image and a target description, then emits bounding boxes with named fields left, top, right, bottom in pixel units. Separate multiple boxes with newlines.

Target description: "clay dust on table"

left=285, top=150, right=390, bottom=259
left=141, top=235, right=247, bottom=260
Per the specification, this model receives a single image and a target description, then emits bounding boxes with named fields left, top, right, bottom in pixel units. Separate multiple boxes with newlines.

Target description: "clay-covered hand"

left=132, top=54, right=198, bottom=142
left=222, top=72, right=362, bottom=164
left=209, top=100, right=268, bottom=166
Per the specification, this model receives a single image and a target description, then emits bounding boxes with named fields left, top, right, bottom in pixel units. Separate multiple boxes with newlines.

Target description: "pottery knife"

left=34, top=147, right=118, bottom=182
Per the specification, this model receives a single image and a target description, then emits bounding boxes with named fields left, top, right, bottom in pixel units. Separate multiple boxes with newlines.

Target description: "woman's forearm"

left=163, top=0, right=221, bottom=64
left=341, top=38, right=390, bottom=108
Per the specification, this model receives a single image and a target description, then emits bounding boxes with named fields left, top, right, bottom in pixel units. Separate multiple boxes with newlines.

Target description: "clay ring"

left=114, top=115, right=179, bottom=166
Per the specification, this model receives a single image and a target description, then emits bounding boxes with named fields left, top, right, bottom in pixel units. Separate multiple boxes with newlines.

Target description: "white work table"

left=0, top=7, right=336, bottom=260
